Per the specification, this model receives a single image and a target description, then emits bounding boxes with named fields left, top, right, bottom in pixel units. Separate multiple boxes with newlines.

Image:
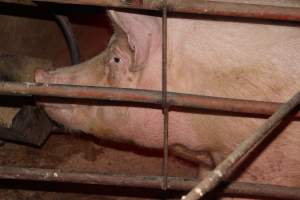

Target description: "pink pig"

left=35, top=10, right=300, bottom=188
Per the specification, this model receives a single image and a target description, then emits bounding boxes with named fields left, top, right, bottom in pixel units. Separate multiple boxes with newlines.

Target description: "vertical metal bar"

left=161, top=0, right=169, bottom=191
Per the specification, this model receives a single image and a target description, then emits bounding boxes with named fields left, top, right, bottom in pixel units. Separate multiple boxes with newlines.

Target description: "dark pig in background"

left=35, top=10, right=300, bottom=189
left=0, top=53, right=53, bottom=127
left=0, top=54, right=53, bottom=145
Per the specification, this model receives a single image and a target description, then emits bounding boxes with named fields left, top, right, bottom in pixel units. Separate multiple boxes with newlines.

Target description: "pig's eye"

left=113, top=57, right=121, bottom=64
left=109, top=56, right=122, bottom=65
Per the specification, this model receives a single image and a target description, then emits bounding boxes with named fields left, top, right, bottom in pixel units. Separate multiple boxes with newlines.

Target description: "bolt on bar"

left=161, top=0, right=169, bottom=190
left=0, top=81, right=300, bottom=118
left=35, top=0, right=300, bottom=22
left=0, top=166, right=300, bottom=200
left=184, top=91, right=300, bottom=200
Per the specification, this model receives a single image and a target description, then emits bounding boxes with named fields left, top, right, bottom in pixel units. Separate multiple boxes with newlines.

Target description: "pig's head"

left=35, top=10, right=162, bottom=143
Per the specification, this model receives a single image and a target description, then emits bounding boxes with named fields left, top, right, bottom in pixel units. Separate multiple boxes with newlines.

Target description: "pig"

left=35, top=10, right=300, bottom=191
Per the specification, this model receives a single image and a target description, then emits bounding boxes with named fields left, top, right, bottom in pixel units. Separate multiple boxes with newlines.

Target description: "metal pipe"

left=0, top=166, right=300, bottom=199
left=35, top=0, right=300, bottom=22
left=161, top=0, right=169, bottom=190
left=184, top=91, right=300, bottom=200
left=54, top=14, right=81, bottom=65
left=0, top=81, right=299, bottom=118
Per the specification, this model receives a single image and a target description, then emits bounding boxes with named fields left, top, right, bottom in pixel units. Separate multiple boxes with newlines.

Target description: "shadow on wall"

left=0, top=3, right=113, bottom=67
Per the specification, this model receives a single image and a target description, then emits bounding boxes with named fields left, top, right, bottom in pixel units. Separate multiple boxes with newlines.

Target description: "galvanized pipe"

left=35, top=0, right=300, bottom=22
left=0, top=166, right=300, bottom=199
left=0, top=81, right=299, bottom=118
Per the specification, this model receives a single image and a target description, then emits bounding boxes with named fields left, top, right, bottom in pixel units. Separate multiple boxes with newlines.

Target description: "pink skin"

left=35, top=10, right=200, bottom=150
left=36, top=10, right=300, bottom=190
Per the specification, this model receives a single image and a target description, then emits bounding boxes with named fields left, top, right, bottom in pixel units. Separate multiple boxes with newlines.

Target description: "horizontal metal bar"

left=2, top=0, right=300, bottom=22
left=0, top=81, right=299, bottom=118
left=32, top=0, right=300, bottom=22
left=0, top=0, right=36, bottom=5
left=0, top=166, right=299, bottom=199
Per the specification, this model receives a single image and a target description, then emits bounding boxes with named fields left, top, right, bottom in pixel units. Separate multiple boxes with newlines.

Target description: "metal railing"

left=1, top=0, right=300, bottom=199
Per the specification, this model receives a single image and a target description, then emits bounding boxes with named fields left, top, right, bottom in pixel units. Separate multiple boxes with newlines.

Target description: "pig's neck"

left=137, top=42, right=162, bottom=91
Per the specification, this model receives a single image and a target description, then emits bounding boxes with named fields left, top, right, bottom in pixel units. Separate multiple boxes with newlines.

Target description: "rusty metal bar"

left=161, top=0, right=169, bottom=191
left=2, top=0, right=300, bottom=22
left=1, top=81, right=300, bottom=118
left=184, top=91, right=300, bottom=200
left=0, top=166, right=299, bottom=199
left=34, top=0, right=300, bottom=22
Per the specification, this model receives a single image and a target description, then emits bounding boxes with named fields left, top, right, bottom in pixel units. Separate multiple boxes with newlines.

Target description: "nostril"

left=34, top=69, right=48, bottom=83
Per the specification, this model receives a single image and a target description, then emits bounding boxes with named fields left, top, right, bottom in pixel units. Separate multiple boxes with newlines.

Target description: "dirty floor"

left=0, top=133, right=198, bottom=199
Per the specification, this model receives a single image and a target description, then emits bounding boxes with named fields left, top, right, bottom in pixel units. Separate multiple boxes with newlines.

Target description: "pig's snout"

left=35, top=68, right=49, bottom=83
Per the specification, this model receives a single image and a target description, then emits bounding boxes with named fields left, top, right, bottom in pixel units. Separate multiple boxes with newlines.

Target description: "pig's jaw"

left=42, top=104, right=85, bottom=132
left=39, top=102, right=75, bottom=109
left=44, top=106, right=73, bottom=124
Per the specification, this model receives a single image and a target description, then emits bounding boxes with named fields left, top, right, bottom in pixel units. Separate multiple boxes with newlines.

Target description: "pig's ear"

left=108, top=10, right=161, bottom=72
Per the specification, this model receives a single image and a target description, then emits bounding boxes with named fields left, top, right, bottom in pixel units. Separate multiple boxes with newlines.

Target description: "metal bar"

left=0, top=81, right=300, bottom=118
left=2, top=0, right=300, bottom=22
left=224, top=182, right=300, bottom=200
left=54, top=14, right=81, bottom=65
left=0, top=166, right=299, bottom=199
left=0, top=0, right=36, bottom=5
left=34, top=0, right=300, bottom=22
left=161, top=0, right=169, bottom=191
left=184, top=91, right=300, bottom=200
left=0, top=125, right=32, bottom=144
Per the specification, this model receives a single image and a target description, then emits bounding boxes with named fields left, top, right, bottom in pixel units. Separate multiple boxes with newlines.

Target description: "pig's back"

left=168, top=17, right=300, bottom=100
left=167, top=17, right=300, bottom=187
